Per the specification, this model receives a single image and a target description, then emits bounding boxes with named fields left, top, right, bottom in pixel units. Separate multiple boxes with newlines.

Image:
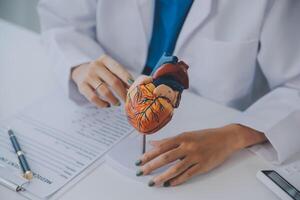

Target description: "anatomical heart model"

left=125, top=53, right=189, bottom=135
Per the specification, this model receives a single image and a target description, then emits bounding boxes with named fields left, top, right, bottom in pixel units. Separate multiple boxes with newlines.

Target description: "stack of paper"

left=0, top=92, right=134, bottom=199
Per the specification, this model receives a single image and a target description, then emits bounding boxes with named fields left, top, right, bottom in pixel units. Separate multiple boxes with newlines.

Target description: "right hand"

left=127, top=75, right=153, bottom=94
left=71, top=54, right=135, bottom=108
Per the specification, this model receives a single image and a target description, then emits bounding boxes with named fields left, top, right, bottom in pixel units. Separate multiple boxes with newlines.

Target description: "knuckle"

left=175, top=179, right=185, bottom=186
left=86, top=69, right=95, bottom=78
left=120, top=68, right=129, bottom=76
left=181, top=143, right=194, bottom=152
left=147, top=163, right=155, bottom=170
left=171, top=181, right=178, bottom=186
left=170, top=162, right=187, bottom=174
left=142, top=153, right=151, bottom=162
left=161, top=154, right=170, bottom=161
left=110, top=61, right=119, bottom=69
left=142, top=165, right=151, bottom=173
left=186, top=171, right=194, bottom=178
left=79, top=85, right=90, bottom=95
left=192, top=154, right=202, bottom=162
left=111, top=78, right=121, bottom=88
left=99, top=54, right=108, bottom=62
left=89, top=61, right=98, bottom=70
left=143, top=155, right=149, bottom=161
left=91, top=60, right=103, bottom=70
left=170, top=167, right=180, bottom=174
left=86, top=74, right=94, bottom=81
left=101, top=88, right=111, bottom=97
left=154, top=148, right=163, bottom=155
left=143, top=164, right=150, bottom=171
left=156, top=143, right=165, bottom=150
left=89, top=94, right=99, bottom=103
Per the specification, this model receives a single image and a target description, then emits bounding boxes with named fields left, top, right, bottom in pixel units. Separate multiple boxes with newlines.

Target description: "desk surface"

left=0, top=19, right=278, bottom=200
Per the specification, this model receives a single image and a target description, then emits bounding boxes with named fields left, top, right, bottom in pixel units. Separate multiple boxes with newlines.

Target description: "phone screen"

left=262, top=170, right=300, bottom=200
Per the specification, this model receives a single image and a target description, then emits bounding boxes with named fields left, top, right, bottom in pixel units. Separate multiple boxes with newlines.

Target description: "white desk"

left=0, top=19, right=279, bottom=200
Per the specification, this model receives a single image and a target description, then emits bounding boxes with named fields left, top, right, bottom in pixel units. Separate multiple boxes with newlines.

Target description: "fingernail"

left=135, top=159, right=142, bottom=166
left=179, top=156, right=185, bottom=161
left=136, top=170, right=143, bottom=176
left=114, top=101, right=121, bottom=106
left=163, top=181, right=170, bottom=187
left=148, top=180, right=155, bottom=187
left=127, top=78, right=134, bottom=85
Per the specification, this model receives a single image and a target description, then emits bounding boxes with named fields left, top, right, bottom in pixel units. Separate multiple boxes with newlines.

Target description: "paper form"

left=0, top=92, right=134, bottom=198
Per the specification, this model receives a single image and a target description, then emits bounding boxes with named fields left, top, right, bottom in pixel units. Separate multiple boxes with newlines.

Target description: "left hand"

left=135, top=124, right=266, bottom=187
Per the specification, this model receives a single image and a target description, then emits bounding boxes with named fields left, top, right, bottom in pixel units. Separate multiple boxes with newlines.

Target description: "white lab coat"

left=37, top=0, right=300, bottom=164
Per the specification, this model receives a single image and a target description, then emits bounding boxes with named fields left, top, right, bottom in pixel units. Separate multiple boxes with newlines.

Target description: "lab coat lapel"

left=175, top=0, right=213, bottom=54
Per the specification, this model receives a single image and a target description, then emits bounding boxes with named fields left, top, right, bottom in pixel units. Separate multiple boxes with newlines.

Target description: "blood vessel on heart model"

left=125, top=53, right=189, bottom=134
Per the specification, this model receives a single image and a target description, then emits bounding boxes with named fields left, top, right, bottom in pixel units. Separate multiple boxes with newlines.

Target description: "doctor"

left=38, top=0, right=300, bottom=187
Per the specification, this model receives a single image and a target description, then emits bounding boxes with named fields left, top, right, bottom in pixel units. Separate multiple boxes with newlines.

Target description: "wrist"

left=224, top=124, right=267, bottom=151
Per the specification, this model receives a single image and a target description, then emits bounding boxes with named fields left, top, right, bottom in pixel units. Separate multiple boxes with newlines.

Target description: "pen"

left=8, top=129, right=33, bottom=180
left=142, top=135, right=146, bottom=154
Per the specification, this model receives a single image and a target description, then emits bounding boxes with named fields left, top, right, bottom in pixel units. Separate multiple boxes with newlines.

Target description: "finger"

left=141, top=148, right=184, bottom=175
left=140, top=76, right=153, bottom=84
left=127, top=75, right=151, bottom=94
left=139, top=137, right=179, bottom=165
left=133, top=75, right=153, bottom=86
left=94, top=62, right=127, bottom=101
left=97, top=54, right=134, bottom=87
left=149, top=139, right=167, bottom=147
left=88, top=75, right=120, bottom=106
left=149, top=137, right=175, bottom=147
left=151, top=159, right=193, bottom=186
left=168, top=164, right=200, bottom=186
left=78, top=83, right=109, bottom=108
left=96, top=82, right=120, bottom=106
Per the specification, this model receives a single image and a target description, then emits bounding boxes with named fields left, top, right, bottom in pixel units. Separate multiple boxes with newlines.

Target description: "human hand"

left=71, top=54, right=134, bottom=108
left=135, top=124, right=266, bottom=187
left=127, top=75, right=153, bottom=94
left=153, top=85, right=178, bottom=107
left=127, top=76, right=178, bottom=106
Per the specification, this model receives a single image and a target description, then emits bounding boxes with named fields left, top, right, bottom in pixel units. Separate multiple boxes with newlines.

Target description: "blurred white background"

left=0, top=0, right=40, bottom=32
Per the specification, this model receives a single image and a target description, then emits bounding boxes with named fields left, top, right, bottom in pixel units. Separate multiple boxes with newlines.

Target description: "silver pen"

left=0, top=163, right=27, bottom=192
left=0, top=176, right=24, bottom=192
